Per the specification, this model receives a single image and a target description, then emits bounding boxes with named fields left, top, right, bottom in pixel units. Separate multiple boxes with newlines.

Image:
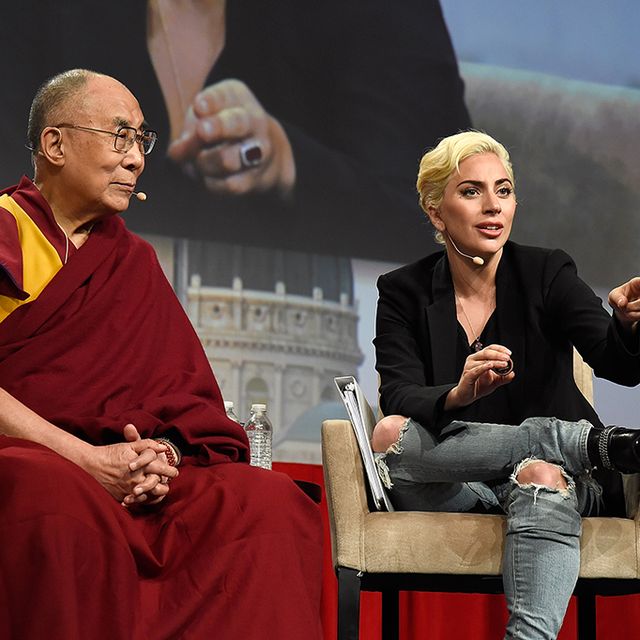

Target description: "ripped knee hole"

left=511, top=458, right=574, bottom=498
left=371, top=415, right=409, bottom=454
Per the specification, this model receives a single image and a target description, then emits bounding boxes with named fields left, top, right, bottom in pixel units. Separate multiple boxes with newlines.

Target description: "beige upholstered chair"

left=322, top=352, right=640, bottom=640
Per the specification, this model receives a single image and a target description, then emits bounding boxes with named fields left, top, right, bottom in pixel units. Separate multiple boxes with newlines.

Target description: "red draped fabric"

left=0, top=180, right=323, bottom=640
left=275, top=462, right=640, bottom=640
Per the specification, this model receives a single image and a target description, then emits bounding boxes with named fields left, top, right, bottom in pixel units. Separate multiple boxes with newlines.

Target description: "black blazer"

left=374, top=242, right=640, bottom=513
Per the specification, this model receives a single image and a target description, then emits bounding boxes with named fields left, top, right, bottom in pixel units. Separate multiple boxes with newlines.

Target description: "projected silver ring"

left=239, top=140, right=263, bottom=169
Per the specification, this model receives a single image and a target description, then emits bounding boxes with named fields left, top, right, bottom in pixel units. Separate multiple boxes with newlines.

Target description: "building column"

left=231, top=361, right=242, bottom=419
left=273, top=363, right=284, bottom=439
left=312, top=367, right=323, bottom=406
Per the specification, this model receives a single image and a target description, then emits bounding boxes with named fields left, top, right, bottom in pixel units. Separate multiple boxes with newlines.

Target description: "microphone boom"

left=447, top=234, right=484, bottom=266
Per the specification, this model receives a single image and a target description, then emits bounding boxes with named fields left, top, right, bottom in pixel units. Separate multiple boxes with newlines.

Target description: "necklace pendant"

left=470, top=338, right=484, bottom=353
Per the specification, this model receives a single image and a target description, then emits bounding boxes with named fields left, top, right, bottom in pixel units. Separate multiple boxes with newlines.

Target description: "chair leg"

left=381, top=588, right=400, bottom=640
left=337, top=567, right=362, bottom=640
left=576, top=593, right=597, bottom=640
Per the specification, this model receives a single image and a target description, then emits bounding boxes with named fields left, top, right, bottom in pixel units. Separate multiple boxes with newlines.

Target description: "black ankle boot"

left=587, top=426, right=640, bottom=473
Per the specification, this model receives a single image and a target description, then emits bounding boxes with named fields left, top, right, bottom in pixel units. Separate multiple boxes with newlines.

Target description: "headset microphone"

left=446, top=234, right=484, bottom=266
left=132, top=191, right=147, bottom=201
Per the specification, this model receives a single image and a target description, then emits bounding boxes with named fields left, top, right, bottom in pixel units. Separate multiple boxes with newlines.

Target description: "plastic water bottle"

left=224, top=400, right=243, bottom=425
left=244, top=403, right=272, bottom=469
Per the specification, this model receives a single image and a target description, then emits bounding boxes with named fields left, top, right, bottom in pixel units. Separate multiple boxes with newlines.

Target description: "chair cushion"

left=360, top=511, right=638, bottom=579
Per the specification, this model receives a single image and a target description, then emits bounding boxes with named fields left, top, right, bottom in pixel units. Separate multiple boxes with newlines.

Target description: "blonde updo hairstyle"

left=416, top=130, right=515, bottom=245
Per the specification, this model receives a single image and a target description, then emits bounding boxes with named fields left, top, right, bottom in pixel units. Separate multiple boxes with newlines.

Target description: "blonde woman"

left=372, top=131, right=640, bottom=639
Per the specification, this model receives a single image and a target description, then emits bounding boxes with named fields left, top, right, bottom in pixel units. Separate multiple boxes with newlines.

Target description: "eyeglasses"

left=53, top=123, right=158, bottom=155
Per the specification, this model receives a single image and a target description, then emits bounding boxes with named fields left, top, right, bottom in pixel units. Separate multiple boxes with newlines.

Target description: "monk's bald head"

left=27, top=69, right=104, bottom=156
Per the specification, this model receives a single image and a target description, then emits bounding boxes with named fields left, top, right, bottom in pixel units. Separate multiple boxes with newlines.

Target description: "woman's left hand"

left=609, top=277, right=640, bottom=331
left=445, top=344, right=515, bottom=410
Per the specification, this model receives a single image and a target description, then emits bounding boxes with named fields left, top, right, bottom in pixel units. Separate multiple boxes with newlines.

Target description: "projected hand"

left=167, top=79, right=295, bottom=198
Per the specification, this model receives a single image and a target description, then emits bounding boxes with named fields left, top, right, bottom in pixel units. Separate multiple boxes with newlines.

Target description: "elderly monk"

left=0, top=69, right=322, bottom=640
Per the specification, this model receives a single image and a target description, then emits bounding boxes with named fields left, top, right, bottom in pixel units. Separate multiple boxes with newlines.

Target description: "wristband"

left=598, top=426, right=615, bottom=471
left=153, top=437, right=182, bottom=467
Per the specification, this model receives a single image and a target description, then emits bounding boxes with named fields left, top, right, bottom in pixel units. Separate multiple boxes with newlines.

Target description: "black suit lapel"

left=425, top=255, right=457, bottom=385
left=496, top=253, right=527, bottom=414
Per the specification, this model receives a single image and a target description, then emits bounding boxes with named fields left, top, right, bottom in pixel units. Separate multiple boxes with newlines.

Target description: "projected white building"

left=150, top=236, right=361, bottom=462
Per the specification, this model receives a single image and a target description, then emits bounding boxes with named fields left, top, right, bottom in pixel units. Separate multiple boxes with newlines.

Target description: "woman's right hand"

left=445, top=344, right=515, bottom=410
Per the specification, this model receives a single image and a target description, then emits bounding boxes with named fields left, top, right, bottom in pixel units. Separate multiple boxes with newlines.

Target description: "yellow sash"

left=0, top=194, right=63, bottom=322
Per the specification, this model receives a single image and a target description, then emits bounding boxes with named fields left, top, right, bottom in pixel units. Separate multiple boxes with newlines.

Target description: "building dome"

left=188, top=240, right=354, bottom=303
left=182, top=240, right=363, bottom=453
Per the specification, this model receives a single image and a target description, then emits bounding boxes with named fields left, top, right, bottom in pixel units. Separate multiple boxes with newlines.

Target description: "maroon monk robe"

left=0, top=181, right=323, bottom=640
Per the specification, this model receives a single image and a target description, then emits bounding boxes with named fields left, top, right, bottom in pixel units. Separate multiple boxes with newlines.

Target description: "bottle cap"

left=224, top=400, right=234, bottom=410
left=250, top=403, right=267, bottom=412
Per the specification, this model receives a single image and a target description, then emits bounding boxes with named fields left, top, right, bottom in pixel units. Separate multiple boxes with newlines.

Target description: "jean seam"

left=510, top=528, right=522, bottom=639
left=578, top=422, right=592, bottom=469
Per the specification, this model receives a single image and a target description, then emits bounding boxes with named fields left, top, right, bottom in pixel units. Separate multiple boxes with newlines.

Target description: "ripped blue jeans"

left=376, top=417, right=603, bottom=640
